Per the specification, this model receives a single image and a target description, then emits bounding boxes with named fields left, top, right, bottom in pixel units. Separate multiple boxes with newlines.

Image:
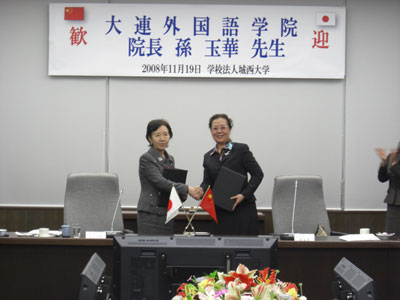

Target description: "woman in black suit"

left=200, top=114, right=264, bottom=235
left=376, top=144, right=400, bottom=235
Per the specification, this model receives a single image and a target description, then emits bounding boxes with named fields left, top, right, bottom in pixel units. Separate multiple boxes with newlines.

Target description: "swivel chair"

left=64, top=173, right=124, bottom=236
left=271, top=175, right=332, bottom=235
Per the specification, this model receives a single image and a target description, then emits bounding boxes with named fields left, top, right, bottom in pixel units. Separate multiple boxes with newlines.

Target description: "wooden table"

left=277, top=236, right=400, bottom=300
left=0, top=234, right=398, bottom=300
left=0, top=233, right=113, bottom=300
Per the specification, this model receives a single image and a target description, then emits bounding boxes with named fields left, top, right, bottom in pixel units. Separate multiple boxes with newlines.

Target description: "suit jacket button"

left=149, top=194, right=153, bottom=196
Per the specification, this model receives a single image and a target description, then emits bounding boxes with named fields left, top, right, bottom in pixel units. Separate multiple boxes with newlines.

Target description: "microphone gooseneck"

left=111, top=188, right=123, bottom=232
left=291, top=180, right=298, bottom=234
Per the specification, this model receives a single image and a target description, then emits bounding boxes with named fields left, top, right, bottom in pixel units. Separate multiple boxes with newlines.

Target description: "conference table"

left=0, top=234, right=398, bottom=300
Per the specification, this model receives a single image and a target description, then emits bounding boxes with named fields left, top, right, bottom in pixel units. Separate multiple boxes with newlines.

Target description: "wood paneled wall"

left=0, top=207, right=386, bottom=234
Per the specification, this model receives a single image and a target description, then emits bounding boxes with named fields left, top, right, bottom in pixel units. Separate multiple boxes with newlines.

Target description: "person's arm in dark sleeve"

left=240, top=144, right=264, bottom=200
left=378, top=154, right=390, bottom=183
left=200, top=156, right=213, bottom=192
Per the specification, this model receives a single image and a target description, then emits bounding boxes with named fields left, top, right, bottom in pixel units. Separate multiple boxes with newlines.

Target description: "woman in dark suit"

left=376, top=144, right=400, bottom=235
left=137, top=119, right=201, bottom=235
left=200, top=114, right=264, bottom=235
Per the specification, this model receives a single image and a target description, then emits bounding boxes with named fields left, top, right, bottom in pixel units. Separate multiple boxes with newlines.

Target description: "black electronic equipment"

left=78, top=252, right=112, bottom=300
left=113, top=235, right=278, bottom=300
left=331, top=257, right=376, bottom=300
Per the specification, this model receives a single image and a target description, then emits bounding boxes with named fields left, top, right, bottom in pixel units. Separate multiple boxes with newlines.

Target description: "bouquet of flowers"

left=171, top=264, right=306, bottom=300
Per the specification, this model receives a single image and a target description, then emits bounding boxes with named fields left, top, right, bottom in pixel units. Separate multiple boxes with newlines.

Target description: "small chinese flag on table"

left=200, top=186, right=218, bottom=224
left=64, top=7, right=84, bottom=21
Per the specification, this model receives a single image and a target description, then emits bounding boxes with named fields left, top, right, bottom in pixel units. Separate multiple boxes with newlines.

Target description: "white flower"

left=198, top=292, right=216, bottom=300
left=217, top=271, right=225, bottom=281
left=252, top=284, right=269, bottom=300
left=225, top=281, right=241, bottom=300
left=241, top=295, right=255, bottom=300
left=204, top=285, right=215, bottom=296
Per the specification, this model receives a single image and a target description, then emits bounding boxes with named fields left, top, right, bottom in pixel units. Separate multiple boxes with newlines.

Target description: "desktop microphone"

left=107, top=188, right=123, bottom=236
left=291, top=180, right=298, bottom=235
left=280, top=180, right=298, bottom=240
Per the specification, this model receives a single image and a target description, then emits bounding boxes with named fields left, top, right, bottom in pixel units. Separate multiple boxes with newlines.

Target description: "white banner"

left=49, top=3, right=346, bottom=78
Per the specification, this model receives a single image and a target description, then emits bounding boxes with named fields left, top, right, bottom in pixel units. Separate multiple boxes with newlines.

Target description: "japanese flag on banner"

left=165, top=186, right=182, bottom=224
left=64, top=7, right=85, bottom=21
left=200, top=186, right=218, bottom=224
left=316, top=12, right=336, bottom=26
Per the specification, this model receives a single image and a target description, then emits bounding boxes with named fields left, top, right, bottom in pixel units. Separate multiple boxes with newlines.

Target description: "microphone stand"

left=291, top=180, right=298, bottom=235
left=108, top=188, right=123, bottom=236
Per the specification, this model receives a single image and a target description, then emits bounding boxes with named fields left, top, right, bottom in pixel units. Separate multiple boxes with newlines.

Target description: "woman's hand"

left=375, top=147, right=387, bottom=162
left=231, top=193, right=245, bottom=211
left=188, top=186, right=204, bottom=200
left=389, top=149, right=398, bottom=166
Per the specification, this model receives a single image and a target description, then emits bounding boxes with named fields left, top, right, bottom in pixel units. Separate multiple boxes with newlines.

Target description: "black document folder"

left=159, top=168, right=188, bottom=207
left=164, top=168, right=187, bottom=184
left=213, top=166, right=246, bottom=212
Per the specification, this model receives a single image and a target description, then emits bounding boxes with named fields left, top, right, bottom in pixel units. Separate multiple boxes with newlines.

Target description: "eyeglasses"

left=211, top=126, right=229, bottom=132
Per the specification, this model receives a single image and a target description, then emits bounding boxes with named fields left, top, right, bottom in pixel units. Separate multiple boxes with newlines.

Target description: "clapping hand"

left=375, top=147, right=398, bottom=166
left=374, top=147, right=387, bottom=162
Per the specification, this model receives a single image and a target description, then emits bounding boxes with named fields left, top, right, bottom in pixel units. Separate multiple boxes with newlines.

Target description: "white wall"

left=108, top=78, right=344, bottom=208
left=345, top=0, right=400, bottom=210
left=0, top=0, right=398, bottom=210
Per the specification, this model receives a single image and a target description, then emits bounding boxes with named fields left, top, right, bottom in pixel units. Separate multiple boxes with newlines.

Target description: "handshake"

left=188, top=186, right=204, bottom=200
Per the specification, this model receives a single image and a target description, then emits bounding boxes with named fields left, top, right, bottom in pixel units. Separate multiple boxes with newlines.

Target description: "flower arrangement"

left=172, top=264, right=306, bottom=300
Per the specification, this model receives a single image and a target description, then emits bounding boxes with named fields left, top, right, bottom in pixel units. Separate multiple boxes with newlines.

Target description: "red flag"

left=64, top=7, right=84, bottom=21
left=200, top=186, right=218, bottom=224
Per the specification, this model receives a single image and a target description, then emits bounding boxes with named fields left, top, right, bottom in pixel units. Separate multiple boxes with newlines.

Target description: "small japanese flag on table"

left=165, top=186, right=182, bottom=224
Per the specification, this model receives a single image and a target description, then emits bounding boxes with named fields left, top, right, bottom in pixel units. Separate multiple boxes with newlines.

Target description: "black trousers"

left=386, top=204, right=400, bottom=235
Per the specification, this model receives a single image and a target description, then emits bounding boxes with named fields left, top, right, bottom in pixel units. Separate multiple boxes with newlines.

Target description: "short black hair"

left=146, top=119, right=173, bottom=144
left=208, top=113, right=233, bottom=129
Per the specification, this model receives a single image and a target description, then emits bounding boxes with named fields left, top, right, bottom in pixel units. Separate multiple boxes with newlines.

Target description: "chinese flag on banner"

left=64, top=7, right=84, bottom=21
left=165, top=186, right=182, bottom=224
left=200, top=186, right=218, bottom=224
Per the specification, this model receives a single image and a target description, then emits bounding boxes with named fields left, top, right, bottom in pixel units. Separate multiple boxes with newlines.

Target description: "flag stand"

left=182, top=206, right=198, bottom=235
left=182, top=186, right=217, bottom=235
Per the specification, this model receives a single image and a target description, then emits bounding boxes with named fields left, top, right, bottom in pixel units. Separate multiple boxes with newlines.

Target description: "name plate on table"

left=294, top=233, right=315, bottom=241
left=85, top=231, right=107, bottom=239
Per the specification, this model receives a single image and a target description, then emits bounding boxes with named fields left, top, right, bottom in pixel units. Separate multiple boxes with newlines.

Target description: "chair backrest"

left=271, top=175, right=331, bottom=235
left=64, top=173, right=124, bottom=235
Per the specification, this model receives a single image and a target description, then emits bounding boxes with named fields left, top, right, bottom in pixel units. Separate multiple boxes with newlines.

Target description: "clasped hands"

left=188, top=186, right=204, bottom=200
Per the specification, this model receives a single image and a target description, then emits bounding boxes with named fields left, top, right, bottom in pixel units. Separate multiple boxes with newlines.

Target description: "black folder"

left=213, top=166, right=246, bottom=212
left=158, top=168, right=188, bottom=207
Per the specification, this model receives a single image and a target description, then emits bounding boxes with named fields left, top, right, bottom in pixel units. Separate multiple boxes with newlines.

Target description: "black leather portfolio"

left=159, top=168, right=188, bottom=207
left=213, top=166, right=246, bottom=212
